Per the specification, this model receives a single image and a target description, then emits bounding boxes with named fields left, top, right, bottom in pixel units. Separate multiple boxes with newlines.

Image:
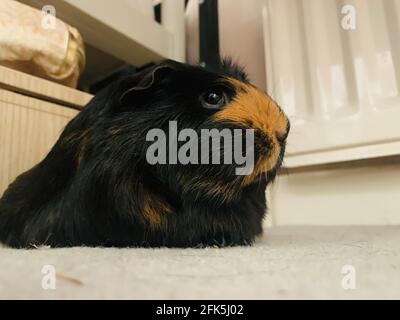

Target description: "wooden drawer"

left=0, top=66, right=93, bottom=195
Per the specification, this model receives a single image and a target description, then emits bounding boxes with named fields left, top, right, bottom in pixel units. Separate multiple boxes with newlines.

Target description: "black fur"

left=0, top=60, right=287, bottom=248
left=216, top=57, right=251, bottom=83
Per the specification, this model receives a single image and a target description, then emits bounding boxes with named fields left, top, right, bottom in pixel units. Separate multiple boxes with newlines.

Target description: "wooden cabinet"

left=0, top=66, right=92, bottom=195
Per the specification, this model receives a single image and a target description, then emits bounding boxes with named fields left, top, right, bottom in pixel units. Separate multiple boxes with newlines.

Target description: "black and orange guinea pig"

left=0, top=59, right=289, bottom=248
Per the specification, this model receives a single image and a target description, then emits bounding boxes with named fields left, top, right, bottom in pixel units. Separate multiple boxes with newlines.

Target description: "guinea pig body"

left=0, top=59, right=289, bottom=248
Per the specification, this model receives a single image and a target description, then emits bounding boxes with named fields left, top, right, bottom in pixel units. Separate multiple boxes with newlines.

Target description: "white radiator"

left=262, top=0, right=400, bottom=167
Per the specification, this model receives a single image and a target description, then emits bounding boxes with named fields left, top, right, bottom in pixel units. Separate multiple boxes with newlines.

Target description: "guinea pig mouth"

left=254, top=131, right=272, bottom=155
left=240, top=130, right=286, bottom=185
left=253, top=131, right=281, bottom=164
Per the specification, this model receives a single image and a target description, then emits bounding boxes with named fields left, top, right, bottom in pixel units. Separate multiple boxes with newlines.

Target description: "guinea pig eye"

left=200, top=90, right=227, bottom=110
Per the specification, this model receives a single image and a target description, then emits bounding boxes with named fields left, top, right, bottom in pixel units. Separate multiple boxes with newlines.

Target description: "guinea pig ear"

left=119, top=63, right=177, bottom=106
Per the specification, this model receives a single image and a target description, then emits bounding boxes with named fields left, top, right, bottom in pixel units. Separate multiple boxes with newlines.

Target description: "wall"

left=268, top=157, right=400, bottom=226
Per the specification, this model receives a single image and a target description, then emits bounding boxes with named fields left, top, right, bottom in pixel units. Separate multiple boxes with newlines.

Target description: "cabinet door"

left=0, top=88, right=78, bottom=195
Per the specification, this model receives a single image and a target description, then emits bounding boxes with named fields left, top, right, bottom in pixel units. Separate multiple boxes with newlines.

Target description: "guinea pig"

left=0, top=59, right=289, bottom=248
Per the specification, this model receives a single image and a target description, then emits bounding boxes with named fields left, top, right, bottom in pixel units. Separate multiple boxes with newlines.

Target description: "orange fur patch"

left=187, top=178, right=238, bottom=202
left=142, top=190, right=172, bottom=228
left=213, top=78, right=289, bottom=184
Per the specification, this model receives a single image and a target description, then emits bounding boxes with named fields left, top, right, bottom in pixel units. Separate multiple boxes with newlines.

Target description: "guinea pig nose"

left=276, top=122, right=290, bottom=144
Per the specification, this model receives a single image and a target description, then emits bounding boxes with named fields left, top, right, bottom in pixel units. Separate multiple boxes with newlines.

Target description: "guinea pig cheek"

left=212, top=79, right=289, bottom=184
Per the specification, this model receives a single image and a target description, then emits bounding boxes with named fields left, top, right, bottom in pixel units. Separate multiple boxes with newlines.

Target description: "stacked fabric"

left=0, top=0, right=85, bottom=88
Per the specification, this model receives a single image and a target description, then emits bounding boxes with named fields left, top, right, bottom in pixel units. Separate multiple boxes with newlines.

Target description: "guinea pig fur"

left=0, top=59, right=290, bottom=248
